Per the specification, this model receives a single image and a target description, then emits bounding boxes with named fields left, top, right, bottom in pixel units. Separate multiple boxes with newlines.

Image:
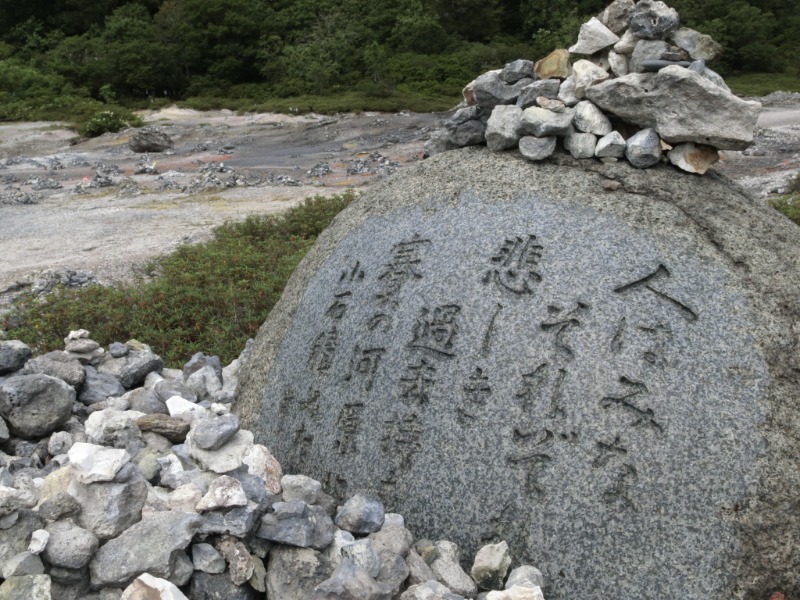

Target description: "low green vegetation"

left=727, top=73, right=800, bottom=97
left=770, top=173, right=800, bottom=226
left=1, top=191, right=355, bottom=366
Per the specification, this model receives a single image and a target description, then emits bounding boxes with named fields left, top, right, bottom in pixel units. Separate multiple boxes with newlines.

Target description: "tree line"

left=0, top=0, right=797, bottom=117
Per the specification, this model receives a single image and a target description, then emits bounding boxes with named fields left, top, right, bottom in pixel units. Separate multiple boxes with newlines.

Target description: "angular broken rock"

left=557, top=76, right=579, bottom=106
left=400, top=580, right=466, bottom=600
left=68, top=442, right=131, bottom=484
left=518, top=136, right=557, bottom=162
left=79, top=366, right=126, bottom=406
left=568, top=17, right=619, bottom=55
left=670, top=27, right=723, bottom=62
left=136, top=414, right=190, bottom=442
left=485, top=105, right=522, bottom=152
left=129, top=129, right=173, bottom=153
left=519, top=107, right=574, bottom=137
left=586, top=66, right=761, bottom=149
left=0, top=374, right=75, bottom=439
left=515, top=80, right=561, bottom=109
left=429, top=541, right=478, bottom=598
left=667, top=142, right=720, bottom=174
left=597, top=0, right=635, bottom=34
left=629, top=39, right=670, bottom=74
left=335, top=493, right=385, bottom=535
left=628, top=0, right=680, bottom=40
left=97, top=345, right=163, bottom=389
left=571, top=59, right=609, bottom=99
left=0, top=574, right=52, bottom=600
left=195, top=475, right=248, bottom=511
left=0, top=341, right=32, bottom=374
left=608, top=50, right=629, bottom=77
left=68, top=475, right=147, bottom=539
left=471, top=541, right=512, bottom=591
left=314, top=558, right=392, bottom=600
left=499, top=60, right=533, bottom=84
left=190, top=414, right=240, bottom=450
left=625, top=127, right=663, bottom=168
left=595, top=131, right=627, bottom=158
left=486, top=585, right=544, bottom=600
left=472, top=71, right=533, bottom=109
left=186, top=428, right=253, bottom=474
left=564, top=130, right=597, bottom=159
left=573, top=100, right=612, bottom=136
left=89, top=511, right=202, bottom=586
left=257, top=500, right=335, bottom=549
left=533, top=49, right=570, bottom=80
left=120, top=573, right=188, bottom=600
left=22, top=352, right=85, bottom=387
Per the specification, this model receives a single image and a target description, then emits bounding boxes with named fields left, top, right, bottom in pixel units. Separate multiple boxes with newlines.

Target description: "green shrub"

left=80, top=109, right=143, bottom=137
left=2, top=191, right=355, bottom=366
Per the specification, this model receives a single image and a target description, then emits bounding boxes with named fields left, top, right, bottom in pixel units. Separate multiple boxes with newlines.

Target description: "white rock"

left=557, top=76, right=578, bottom=106
left=573, top=100, right=612, bottom=135
left=85, top=409, right=146, bottom=444
left=608, top=51, right=629, bottom=77
left=166, top=396, right=206, bottom=418
left=196, top=475, right=248, bottom=511
left=281, top=474, right=321, bottom=504
left=667, top=142, right=720, bottom=174
left=471, top=541, right=512, bottom=591
left=485, top=105, right=523, bottom=152
left=143, top=371, right=164, bottom=390
left=28, top=529, right=49, bottom=555
left=564, top=130, right=597, bottom=158
left=382, top=513, right=405, bottom=529
left=568, top=17, right=619, bottom=55
left=519, top=107, right=574, bottom=137
left=66, top=329, right=91, bottom=341
left=325, top=528, right=357, bottom=570
left=572, top=59, right=609, bottom=98
left=186, top=429, right=253, bottom=474
left=242, top=444, right=282, bottom=494
left=595, top=131, right=627, bottom=158
left=68, top=443, right=131, bottom=484
left=210, top=403, right=229, bottom=415
left=487, top=585, right=545, bottom=600
left=518, top=136, right=557, bottom=162
left=168, top=484, right=202, bottom=513
left=121, top=573, right=189, bottom=600
left=505, top=565, right=545, bottom=590
left=613, top=29, right=638, bottom=54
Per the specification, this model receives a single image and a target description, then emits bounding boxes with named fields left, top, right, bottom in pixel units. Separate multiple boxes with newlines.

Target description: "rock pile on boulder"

left=426, top=0, right=760, bottom=174
left=0, top=332, right=546, bottom=599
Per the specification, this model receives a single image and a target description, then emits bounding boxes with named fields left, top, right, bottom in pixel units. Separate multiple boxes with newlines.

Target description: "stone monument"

left=235, top=148, right=800, bottom=600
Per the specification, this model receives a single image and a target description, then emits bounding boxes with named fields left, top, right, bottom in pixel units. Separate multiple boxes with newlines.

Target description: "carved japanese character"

left=481, top=303, right=503, bottom=356
left=381, top=413, right=424, bottom=469
left=600, top=377, right=664, bottom=434
left=376, top=236, right=431, bottom=309
left=602, top=463, right=638, bottom=511
left=345, top=345, right=386, bottom=391
left=335, top=403, right=364, bottom=455
left=308, top=327, right=339, bottom=373
left=507, top=428, right=554, bottom=497
left=399, top=359, right=436, bottom=405
left=325, top=292, right=352, bottom=320
left=482, top=235, right=543, bottom=294
left=299, top=388, right=320, bottom=417
left=540, top=301, right=591, bottom=359
left=614, top=264, right=697, bottom=322
left=409, top=304, right=461, bottom=357
left=339, top=260, right=365, bottom=284
left=464, top=367, right=491, bottom=406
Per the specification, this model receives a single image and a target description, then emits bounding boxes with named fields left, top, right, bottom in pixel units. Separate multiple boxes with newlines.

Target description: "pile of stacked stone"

left=0, top=332, right=547, bottom=600
left=426, top=0, right=761, bottom=175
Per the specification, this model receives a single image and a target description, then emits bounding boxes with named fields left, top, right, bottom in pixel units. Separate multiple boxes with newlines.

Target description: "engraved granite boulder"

left=236, top=147, right=800, bottom=600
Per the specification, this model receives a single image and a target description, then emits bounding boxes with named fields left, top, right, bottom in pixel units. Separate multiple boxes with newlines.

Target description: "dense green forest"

left=0, top=0, right=798, bottom=121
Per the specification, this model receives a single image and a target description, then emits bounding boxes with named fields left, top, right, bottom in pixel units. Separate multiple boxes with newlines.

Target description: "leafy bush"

left=1, top=191, right=355, bottom=366
left=80, top=109, right=143, bottom=137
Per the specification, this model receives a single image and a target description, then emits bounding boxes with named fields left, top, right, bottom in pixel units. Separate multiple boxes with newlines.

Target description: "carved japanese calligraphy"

left=482, top=235, right=543, bottom=294
left=540, top=301, right=591, bottom=359
left=376, top=236, right=431, bottom=309
left=614, top=264, right=697, bottom=322
left=344, top=345, right=386, bottom=391
left=399, top=359, right=437, bottom=405
left=381, top=412, right=424, bottom=469
left=409, top=304, right=461, bottom=357
left=600, top=377, right=664, bottom=434
left=325, top=292, right=352, bottom=320
left=335, top=403, right=365, bottom=455
left=308, top=327, right=339, bottom=373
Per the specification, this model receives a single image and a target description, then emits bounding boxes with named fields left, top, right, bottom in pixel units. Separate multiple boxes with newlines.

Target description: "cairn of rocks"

left=426, top=0, right=761, bottom=175
left=0, top=332, right=545, bottom=599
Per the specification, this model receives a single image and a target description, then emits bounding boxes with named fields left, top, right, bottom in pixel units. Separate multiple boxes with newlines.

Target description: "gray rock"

left=586, top=66, right=760, bottom=149
left=471, top=541, right=511, bottom=591
left=183, top=366, right=222, bottom=403
left=190, top=414, right=240, bottom=450
left=108, top=342, right=129, bottom=358
left=42, top=520, right=98, bottom=569
left=687, top=60, right=730, bottom=92
left=519, top=136, right=558, bottom=162
left=0, top=574, right=51, bottom=599
left=443, top=110, right=487, bottom=148
left=186, top=428, right=253, bottom=474
left=472, top=71, right=534, bottom=109
left=515, top=80, right=561, bottom=109
left=625, top=127, right=663, bottom=168
left=22, top=352, right=85, bottom=387
left=571, top=59, right=609, bottom=98
left=267, top=546, right=333, bottom=600
left=400, top=581, right=466, bottom=600
left=0, top=374, right=74, bottom=439
left=505, top=565, right=544, bottom=590
left=256, top=500, right=335, bottom=549
left=89, top=511, right=202, bottom=586
left=282, top=474, right=322, bottom=504
left=430, top=541, right=477, bottom=598
left=595, top=131, right=627, bottom=158
left=84, top=409, right=145, bottom=450
left=68, top=475, right=147, bottom=540
left=191, top=543, right=226, bottom=574
left=79, top=367, right=125, bottom=406
left=564, top=130, right=597, bottom=159
left=187, top=571, right=260, bottom=600
left=628, top=0, right=680, bottom=39
left=342, top=539, right=381, bottom=578
left=313, top=558, right=392, bottom=600
left=370, top=525, right=414, bottom=557
left=122, top=388, right=168, bottom=415
left=36, top=491, right=81, bottom=521
left=608, top=51, right=629, bottom=77
left=556, top=76, right=578, bottom=106
left=629, top=39, right=670, bottom=74
left=376, top=549, right=408, bottom=593
left=97, top=345, right=163, bottom=389
left=198, top=502, right=265, bottom=538
left=136, top=414, right=190, bottom=442
left=0, top=342, right=31, bottom=374
left=335, top=494, right=384, bottom=535
left=0, top=510, right=43, bottom=567
left=613, top=29, right=638, bottom=54
left=597, top=0, right=635, bottom=34
left=485, top=106, right=522, bottom=152
left=183, top=352, right=222, bottom=383
left=47, top=431, right=74, bottom=456
left=234, top=147, right=800, bottom=599
left=2, top=551, right=44, bottom=578
left=568, top=17, right=619, bottom=55
left=573, top=101, right=612, bottom=136
left=129, top=129, right=173, bottom=153
left=153, top=379, right=197, bottom=404
left=519, top=107, right=574, bottom=137
left=499, top=60, right=533, bottom=84
left=670, top=27, right=723, bottom=62
left=0, top=417, right=8, bottom=444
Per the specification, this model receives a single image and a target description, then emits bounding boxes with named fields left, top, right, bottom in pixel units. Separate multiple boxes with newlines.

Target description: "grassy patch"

left=769, top=173, right=800, bottom=225
left=1, top=191, right=355, bottom=366
left=726, top=72, right=800, bottom=96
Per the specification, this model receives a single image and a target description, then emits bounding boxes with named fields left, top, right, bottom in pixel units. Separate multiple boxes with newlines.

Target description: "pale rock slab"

left=505, top=565, right=545, bottom=590
left=608, top=51, right=629, bottom=77
left=533, top=49, right=571, bottom=80
left=242, top=444, right=282, bottom=494
left=472, top=71, right=533, bottom=109
left=629, top=39, right=670, bottom=73
left=1, top=551, right=44, bottom=578
left=670, top=27, right=723, bottom=62
left=196, top=475, right=248, bottom=511
left=186, top=428, right=253, bottom=474
left=486, top=106, right=523, bottom=152
left=168, top=484, right=202, bottom=512
left=28, top=529, right=49, bottom=555
left=515, top=80, right=561, bottom=109
left=486, top=585, right=544, bottom=600
left=281, top=474, right=322, bottom=504
left=667, top=142, right=720, bottom=174
left=569, top=17, right=619, bottom=55
left=430, top=541, right=477, bottom=598
left=192, top=543, right=225, bottom=574
left=471, top=541, right=512, bottom=591
left=586, top=66, right=761, bottom=149
left=564, top=130, right=597, bottom=159
left=342, top=538, right=382, bottom=578
left=68, top=443, right=131, bottom=484
left=85, top=409, right=145, bottom=446
left=189, top=414, right=240, bottom=450
left=571, top=59, right=609, bottom=98
left=573, top=100, right=612, bottom=136
left=613, top=29, right=638, bottom=54
left=166, top=396, right=205, bottom=418
left=519, top=107, right=574, bottom=137
left=400, top=580, right=466, bottom=599
left=595, top=131, right=627, bottom=158
left=0, top=574, right=52, bottom=600
left=68, top=475, right=147, bottom=540
left=313, top=558, right=392, bottom=600
left=556, top=76, right=578, bottom=106
left=120, top=573, right=188, bottom=600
